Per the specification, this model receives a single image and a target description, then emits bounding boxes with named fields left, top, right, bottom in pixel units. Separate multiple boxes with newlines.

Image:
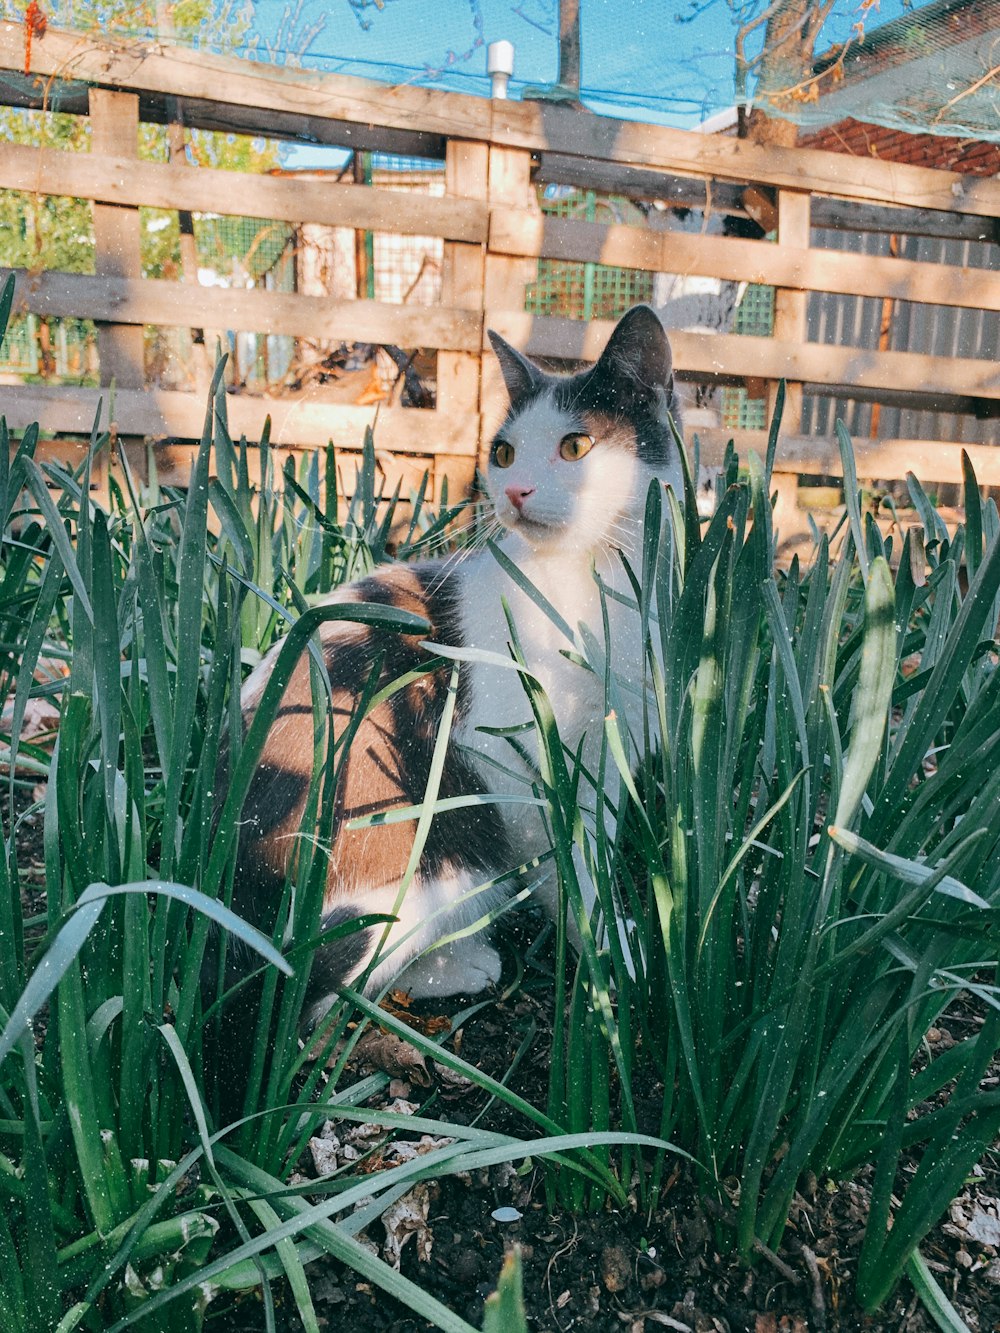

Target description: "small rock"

left=967, top=1205, right=1000, bottom=1248
left=309, top=1134, right=340, bottom=1176
left=983, top=1258, right=1000, bottom=1285
left=600, top=1242, right=631, bottom=1293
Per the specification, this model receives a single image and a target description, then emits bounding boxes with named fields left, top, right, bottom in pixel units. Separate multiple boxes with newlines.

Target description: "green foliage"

left=530, top=413, right=1000, bottom=1309
left=0, top=270, right=631, bottom=1332
left=5, top=0, right=256, bottom=49
left=0, top=2, right=280, bottom=381
left=1, top=259, right=997, bottom=1330
left=0, top=110, right=93, bottom=276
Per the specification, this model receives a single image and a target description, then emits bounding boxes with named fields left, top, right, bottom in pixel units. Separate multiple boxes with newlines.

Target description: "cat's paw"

left=399, top=937, right=502, bottom=999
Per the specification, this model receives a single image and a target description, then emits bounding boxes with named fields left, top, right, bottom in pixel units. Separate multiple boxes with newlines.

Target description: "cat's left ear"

left=488, top=328, right=543, bottom=406
left=589, top=305, right=674, bottom=407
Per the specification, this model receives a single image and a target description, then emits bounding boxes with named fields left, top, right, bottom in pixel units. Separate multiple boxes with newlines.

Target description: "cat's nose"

left=505, top=484, right=535, bottom=511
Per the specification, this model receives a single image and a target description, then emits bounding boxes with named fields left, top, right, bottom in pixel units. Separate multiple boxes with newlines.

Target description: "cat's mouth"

left=505, top=510, right=559, bottom=541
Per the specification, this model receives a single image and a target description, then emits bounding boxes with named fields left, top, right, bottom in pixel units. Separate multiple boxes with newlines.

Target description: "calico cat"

left=226, top=305, right=682, bottom=1011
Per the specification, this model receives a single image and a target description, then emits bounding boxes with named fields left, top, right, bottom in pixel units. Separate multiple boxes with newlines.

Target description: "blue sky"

left=243, top=0, right=917, bottom=129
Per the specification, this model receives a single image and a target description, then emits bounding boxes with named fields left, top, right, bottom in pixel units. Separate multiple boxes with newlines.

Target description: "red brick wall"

left=799, top=117, right=1000, bottom=177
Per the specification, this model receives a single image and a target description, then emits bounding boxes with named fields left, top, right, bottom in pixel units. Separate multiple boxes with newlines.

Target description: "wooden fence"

left=1, top=21, right=999, bottom=526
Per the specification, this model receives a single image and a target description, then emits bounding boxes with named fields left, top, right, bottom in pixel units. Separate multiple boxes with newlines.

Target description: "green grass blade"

left=906, top=1249, right=974, bottom=1333
left=828, top=827, right=991, bottom=910
left=0, top=899, right=105, bottom=1069
left=482, top=1248, right=528, bottom=1333
left=837, top=419, right=869, bottom=582
left=833, top=555, right=896, bottom=830
left=76, top=881, right=292, bottom=975
left=21, top=460, right=94, bottom=624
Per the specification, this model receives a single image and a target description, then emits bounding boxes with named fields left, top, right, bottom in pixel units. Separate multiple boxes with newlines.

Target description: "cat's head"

left=485, top=305, right=682, bottom=555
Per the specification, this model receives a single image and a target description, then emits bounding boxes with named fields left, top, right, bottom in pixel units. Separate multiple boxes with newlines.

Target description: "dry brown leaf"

left=381, top=1182, right=432, bottom=1268
left=349, top=1028, right=432, bottom=1086
left=1, top=697, right=61, bottom=748
left=379, top=1002, right=452, bottom=1037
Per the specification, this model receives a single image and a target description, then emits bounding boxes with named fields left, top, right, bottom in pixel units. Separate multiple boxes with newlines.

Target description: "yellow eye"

left=559, top=432, right=594, bottom=462
left=493, top=440, right=515, bottom=468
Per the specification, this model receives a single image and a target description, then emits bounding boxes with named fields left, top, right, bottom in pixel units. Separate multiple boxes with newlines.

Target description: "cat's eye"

left=493, top=440, right=515, bottom=468
left=559, top=432, right=594, bottom=462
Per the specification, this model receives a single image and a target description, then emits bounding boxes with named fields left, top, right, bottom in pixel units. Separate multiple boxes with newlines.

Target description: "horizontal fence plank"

left=0, top=21, right=479, bottom=154
left=0, top=142, right=486, bottom=241
left=489, top=210, right=1000, bottom=313
left=493, top=107, right=1000, bottom=222
left=150, top=442, right=446, bottom=496
left=486, top=313, right=1000, bottom=402
left=1, top=384, right=480, bottom=453
left=809, top=196, right=997, bottom=245
left=3, top=23, right=998, bottom=221
left=535, top=152, right=998, bottom=243
left=6, top=269, right=482, bottom=351
left=695, top=429, right=1000, bottom=487
left=534, top=152, right=750, bottom=216
left=0, top=74, right=442, bottom=160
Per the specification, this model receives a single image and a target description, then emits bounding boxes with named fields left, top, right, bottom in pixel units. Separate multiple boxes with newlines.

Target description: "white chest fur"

left=453, top=533, right=646, bottom=848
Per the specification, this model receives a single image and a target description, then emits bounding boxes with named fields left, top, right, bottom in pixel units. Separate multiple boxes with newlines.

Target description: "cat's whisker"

left=413, top=514, right=483, bottom=556
left=425, top=517, right=505, bottom=593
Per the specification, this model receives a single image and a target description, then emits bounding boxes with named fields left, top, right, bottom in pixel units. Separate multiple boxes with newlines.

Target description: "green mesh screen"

left=525, top=188, right=654, bottom=323
left=721, top=283, right=775, bottom=431
left=194, top=217, right=295, bottom=285
left=0, top=315, right=96, bottom=381
left=0, top=317, right=38, bottom=375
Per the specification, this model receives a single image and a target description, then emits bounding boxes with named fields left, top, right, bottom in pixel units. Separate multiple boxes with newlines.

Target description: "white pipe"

left=487, top=40, right=514, bottom=100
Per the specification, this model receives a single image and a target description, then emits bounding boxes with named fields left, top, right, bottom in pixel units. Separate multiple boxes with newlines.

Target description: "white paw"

left=399, top=937, right=502, bottom=999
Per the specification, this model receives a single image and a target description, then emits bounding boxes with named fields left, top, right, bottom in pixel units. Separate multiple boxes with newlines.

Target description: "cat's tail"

left=304, top=904, right=381, bottom=1014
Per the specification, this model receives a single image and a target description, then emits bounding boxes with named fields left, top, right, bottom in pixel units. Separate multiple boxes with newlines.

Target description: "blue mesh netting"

left=10, top=0, right=998, bottom=143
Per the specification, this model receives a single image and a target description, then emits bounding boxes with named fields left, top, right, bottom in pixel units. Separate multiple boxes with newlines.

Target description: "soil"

left=206, top=959, right=1000, bottom=1333
left=6, top=782, right=999, bottom=1333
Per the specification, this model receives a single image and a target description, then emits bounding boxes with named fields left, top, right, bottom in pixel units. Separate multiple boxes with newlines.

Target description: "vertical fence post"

left=769, top=188, right=810, bottom=544
left=482, top=142, right=536, bottom=449
left=438, top=138, right=489, bottom=503
left=89, top=88, right=144, bottom=500
left=90, top=90, right=144, bottom=394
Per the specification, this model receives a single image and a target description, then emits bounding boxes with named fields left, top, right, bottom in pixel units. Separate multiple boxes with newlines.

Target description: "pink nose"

left=505, top=484, right=535, bottom=511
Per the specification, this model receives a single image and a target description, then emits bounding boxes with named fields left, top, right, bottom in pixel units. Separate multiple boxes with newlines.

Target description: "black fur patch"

left=238, top=760, right=310, bottom=842
left=214, top=560, right=514, bottom=1010
left=305, top=904, right=378, bottom=1005
left=338, top=566, right=512, bottom=881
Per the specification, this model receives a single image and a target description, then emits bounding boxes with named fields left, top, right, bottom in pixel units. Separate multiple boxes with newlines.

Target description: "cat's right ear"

left=488, top=329, right=542, bottom=406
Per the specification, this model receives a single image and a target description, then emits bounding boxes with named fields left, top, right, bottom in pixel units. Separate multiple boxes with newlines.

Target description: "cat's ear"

left=589, top=305, right=674, bottom=407
left=488, top=329, right=543, bottom=406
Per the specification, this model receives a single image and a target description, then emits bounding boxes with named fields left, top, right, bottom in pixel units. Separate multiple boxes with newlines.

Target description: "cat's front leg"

left=391, top=932, right=503, bottom=1000
left=343, top=869, right=507, bottom=1001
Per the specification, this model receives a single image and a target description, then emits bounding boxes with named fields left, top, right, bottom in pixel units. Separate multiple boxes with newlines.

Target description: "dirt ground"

left=210, top=969, right=1000, bottom=1333
left=5, top=787, right=998, bottom=1333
